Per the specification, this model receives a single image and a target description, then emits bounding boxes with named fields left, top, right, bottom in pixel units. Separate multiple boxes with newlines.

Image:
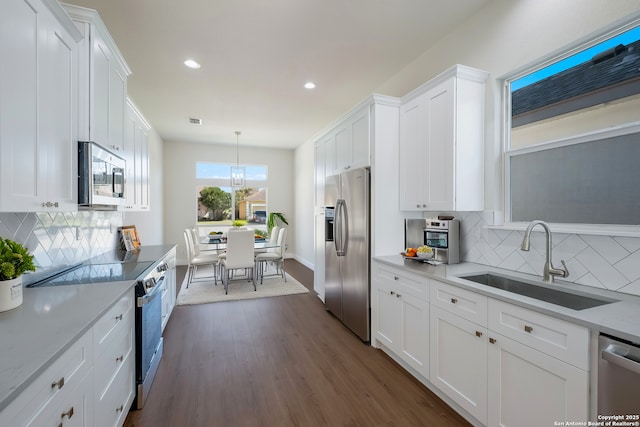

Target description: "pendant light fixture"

left=231, top=131, right=246, bottom=188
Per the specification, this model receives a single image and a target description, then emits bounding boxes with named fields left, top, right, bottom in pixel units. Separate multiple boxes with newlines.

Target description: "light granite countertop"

left=0, top=244, right=176, bottom=412
left=374, top=255, right=640, bottom=344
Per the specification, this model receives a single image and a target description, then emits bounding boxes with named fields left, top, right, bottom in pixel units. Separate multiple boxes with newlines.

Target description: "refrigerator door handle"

left=336, top=199, right=346, bottom=256
left=340, top=198, right=349, bottom=255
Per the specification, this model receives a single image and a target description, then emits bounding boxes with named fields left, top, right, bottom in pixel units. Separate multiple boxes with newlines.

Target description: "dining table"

left=200, top=235, right=278, bottom=252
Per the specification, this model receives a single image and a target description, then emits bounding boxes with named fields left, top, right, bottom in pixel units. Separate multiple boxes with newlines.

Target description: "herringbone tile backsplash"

left=0, top=211, right=122, bottom=271
left=456, top=212, right=640, bottom=297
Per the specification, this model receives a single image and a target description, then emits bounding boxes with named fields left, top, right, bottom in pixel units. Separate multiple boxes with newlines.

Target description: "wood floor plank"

left=124, top=260, right=470, bottom=427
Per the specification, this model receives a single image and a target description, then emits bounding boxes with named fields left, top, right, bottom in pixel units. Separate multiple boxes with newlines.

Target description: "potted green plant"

left=0, top=237, right=35, bottom=312
left=231, top=219, right=247, bottom=228
left=267, top=212, right=288, bottom=235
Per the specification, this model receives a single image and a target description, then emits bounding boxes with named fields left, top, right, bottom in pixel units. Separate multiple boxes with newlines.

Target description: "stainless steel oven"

left=133, top=259, right=169, bottom=409
left=598, top=334, right=640, bottom=417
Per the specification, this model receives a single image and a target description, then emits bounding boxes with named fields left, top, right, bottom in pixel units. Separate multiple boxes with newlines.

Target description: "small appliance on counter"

left=404, top=217, right=460, bottom=264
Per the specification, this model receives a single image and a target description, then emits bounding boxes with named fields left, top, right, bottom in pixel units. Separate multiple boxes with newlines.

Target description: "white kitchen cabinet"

left=124, top=99, right=151, bottom=211
left=430, top=305, right=488, bottom=424
left=334, top=106, right=370, bottom=173
left=0, top=329, right=93, bottom=426
left=372, top=262, right=429, bottom=378
left=427, top=277, right=589, bottom=426
left=161, top=256, right=177, bottom=332
left=0, top=0, right=81, bottom=212
left=487, top=332, right=589, bottom=427
left=313, top=213, right=326, bottom=301
left=63, top=4, right=131, bottom=154
left=399, top=64, right=488, bottom=211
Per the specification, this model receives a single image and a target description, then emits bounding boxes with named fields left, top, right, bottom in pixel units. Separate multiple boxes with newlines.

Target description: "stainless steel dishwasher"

left=598, top=334, right=640, bottom=416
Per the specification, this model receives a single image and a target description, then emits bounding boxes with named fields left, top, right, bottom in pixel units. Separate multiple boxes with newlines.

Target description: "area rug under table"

left=176, top=272, right=309, bottom=306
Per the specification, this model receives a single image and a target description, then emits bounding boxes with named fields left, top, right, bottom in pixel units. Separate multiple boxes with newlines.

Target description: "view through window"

left=506, top=23, right=640, bottom=227
left=196, top=162, right=268, bottom=232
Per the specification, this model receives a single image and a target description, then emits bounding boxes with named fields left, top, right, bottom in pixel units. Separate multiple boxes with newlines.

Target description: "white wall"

left=163, top=140, right=295, bottom=264
left=124, top=127, right=164, bottom=245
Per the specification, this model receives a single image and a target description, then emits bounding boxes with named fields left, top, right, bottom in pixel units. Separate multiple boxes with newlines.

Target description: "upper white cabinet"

left=124, top=99, right=150, bottom=211
left=62, top=3, right=131, bottom=154
left=0, top=0, right=82, bottom=212
left=399, top=65, right=488, bottom=211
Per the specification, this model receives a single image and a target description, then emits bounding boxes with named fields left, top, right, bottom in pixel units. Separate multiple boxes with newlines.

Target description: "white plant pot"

left=0, top=276, right=23, bottom=312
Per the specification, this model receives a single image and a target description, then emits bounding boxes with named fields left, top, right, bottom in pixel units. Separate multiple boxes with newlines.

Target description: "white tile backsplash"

left=456, top=212, right=640, bottom=297
left=0, top=211, right=122, bottom=271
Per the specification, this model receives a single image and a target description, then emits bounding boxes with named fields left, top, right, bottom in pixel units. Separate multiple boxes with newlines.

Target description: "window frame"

left=499, top=15, right=640, bottom=237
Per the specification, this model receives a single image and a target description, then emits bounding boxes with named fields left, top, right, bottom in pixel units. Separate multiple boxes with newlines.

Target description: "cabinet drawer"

left=0, top=330, right=92, bottom=426
left=431, top=280, right=488, bottom=327
left=94, top=291, right=134, bottom=354
left=95, top=316, right=134, bottom=399
left=95, top=351, right=134, bottom=427
left=488, top=299, right=589, bottom=370
left=374, top=265, right=429, bottom=300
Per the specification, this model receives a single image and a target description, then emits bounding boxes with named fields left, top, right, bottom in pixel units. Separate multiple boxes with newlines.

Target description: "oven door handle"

left=137, top=285, right=162, bottom=308
left=602, top=344, right=640, bottom=374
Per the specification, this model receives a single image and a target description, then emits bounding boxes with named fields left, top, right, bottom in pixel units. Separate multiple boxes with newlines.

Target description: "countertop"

left=0, top=244, right=176, bottom=412
left=373, top=255, right=640, bottom=344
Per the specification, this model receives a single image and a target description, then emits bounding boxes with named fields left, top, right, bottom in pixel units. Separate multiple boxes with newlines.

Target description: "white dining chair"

left=184, top=229, right=218, bottom=287
left=255, top=227, right=287, bottom=284
left=219, top=229, right=256, bottom=294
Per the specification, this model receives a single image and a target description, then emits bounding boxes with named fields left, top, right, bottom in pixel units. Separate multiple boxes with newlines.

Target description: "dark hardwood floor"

left=124, top=259, right=469, bottom=427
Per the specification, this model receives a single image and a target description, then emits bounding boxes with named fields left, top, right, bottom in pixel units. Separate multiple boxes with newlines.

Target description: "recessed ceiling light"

left=184, top=59, right=201, bottom=69
left=304, top=82, right=316, bottom=89
left=189, top=118, right=202, bottom=125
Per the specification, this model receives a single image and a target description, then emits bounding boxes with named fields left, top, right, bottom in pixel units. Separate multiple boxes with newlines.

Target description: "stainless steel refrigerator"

left=324, top=167, right=370, bottom=342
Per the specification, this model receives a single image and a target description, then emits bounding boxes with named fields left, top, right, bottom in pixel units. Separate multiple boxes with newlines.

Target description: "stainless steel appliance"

left=424, top=219, right=460, bottom=264
left=78, top=141, right=126, bottom=209
left=133, top=256, right=171, bottom=409
left=325, top=168, right=370, bottom=342
left=404, top=218, right=427, bottom=249
left=598, top=334, right=640, bottom=416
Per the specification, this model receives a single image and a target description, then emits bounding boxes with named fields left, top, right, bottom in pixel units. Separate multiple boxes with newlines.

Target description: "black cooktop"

left=27, top=261, right=154, bottom=288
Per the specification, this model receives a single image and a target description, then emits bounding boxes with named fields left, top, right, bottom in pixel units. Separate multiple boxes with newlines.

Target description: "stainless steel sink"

left=457, top=273, right=617, bottom=310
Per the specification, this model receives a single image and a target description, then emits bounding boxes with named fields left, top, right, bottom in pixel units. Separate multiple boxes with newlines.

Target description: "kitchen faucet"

left=520, top=220, right=569, bottom=283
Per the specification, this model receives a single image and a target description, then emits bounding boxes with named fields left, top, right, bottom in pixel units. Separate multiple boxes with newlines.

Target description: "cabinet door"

left=350, top=108, right=370, bottom=169
left=430, top=305, right=487, bottom=424
left=399, top=97, right=427, bottom=210
left=137, top=125, right=150, bottom=209
left=334, top=125, right=351, bottom=173
left=41, top=16, right=77, bottom=211
left=314, top=140, right=325, bottom=207
left=487, top=333, right=589, bottom=427
left=313, top=214, right=325, bottom=301
left=92, top=32, right=111, bottom=148
left=423, top=78, right=455, bottom=211
left=398, top=290, right=429, bottom=378
left=374, top=283, right=402, bottom=350
left=108, top=66, right=127, bottom=152
left=324, top=135, right=336, bottom=178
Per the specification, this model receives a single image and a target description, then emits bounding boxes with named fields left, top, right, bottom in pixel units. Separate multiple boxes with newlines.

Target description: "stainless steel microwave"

left=78, top=141, right=125, bottom=209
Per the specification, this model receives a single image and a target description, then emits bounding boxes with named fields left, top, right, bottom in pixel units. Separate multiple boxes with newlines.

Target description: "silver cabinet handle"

left=115, top=314, right=123, bottom=321
left=116, top=404, right=124, bottom=413
left=390, top=291, right=395, bottom=296
left=475, top=331, right=483, bottom=337
left=393, top=276, right=399, bottom=280
left=489, top=337, right=497, bottom=344
left=602, top=345, right=640, bottom=375
left=116, top=355, right=124, bottom=362
left=450, top=298, right=458, bottom=304
left=51, top=377, right=65, bottom=390
left=524, top=325, right=533, bottom=333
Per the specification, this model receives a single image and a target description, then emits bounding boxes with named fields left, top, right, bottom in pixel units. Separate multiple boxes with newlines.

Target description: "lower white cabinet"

left=430, top=305, right=488, bottom=424
left=372, top=262, right=429, bottom=378
left=487, top=332, right=589, bottom=427
left=0, top=289, right=135, bottom=427
left=161, top=263, right=177, bottom=332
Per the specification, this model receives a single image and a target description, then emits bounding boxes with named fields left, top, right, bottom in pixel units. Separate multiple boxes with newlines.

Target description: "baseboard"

left=292, top=255, right=314, bottom=270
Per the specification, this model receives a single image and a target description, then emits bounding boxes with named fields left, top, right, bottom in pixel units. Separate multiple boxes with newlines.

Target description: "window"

left=196, top=162, right=268, bottom=230
left=505, top=22, right=640, bottom=228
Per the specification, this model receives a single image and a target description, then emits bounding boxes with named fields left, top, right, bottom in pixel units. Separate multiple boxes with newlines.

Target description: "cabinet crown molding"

left=43, top=0, right=83, bottom=42
left=61, top=3, right=132, bottom=76
left=401, top=64, right=489, bottom=104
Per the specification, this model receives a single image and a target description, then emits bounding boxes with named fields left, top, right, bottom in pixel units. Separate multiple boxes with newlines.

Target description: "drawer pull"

left=61, top=407, right=74, bottom=420
left=524, top=325, right=533, bottom=333
left=116, top=355, right=124, bottom=362
left=393, top=276, right=399, bottom=281
left=475, top=331, right=483, bottom=337
left=489, top=337, right=497, bottom=344
left=116, top=404, right=124, bottom=413
left=450, top=298, right=458, bottom=304
left=390, top=291, right=396, bottom=296
left=396, top=293, right=401, bottom=298
left=115, top=314, right=123, bottom=321
left=51, top=377, right=65, bottom=390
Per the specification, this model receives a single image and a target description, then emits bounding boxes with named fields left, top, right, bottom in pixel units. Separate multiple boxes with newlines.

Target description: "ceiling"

left=66, top=0, right=489, bottom=149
